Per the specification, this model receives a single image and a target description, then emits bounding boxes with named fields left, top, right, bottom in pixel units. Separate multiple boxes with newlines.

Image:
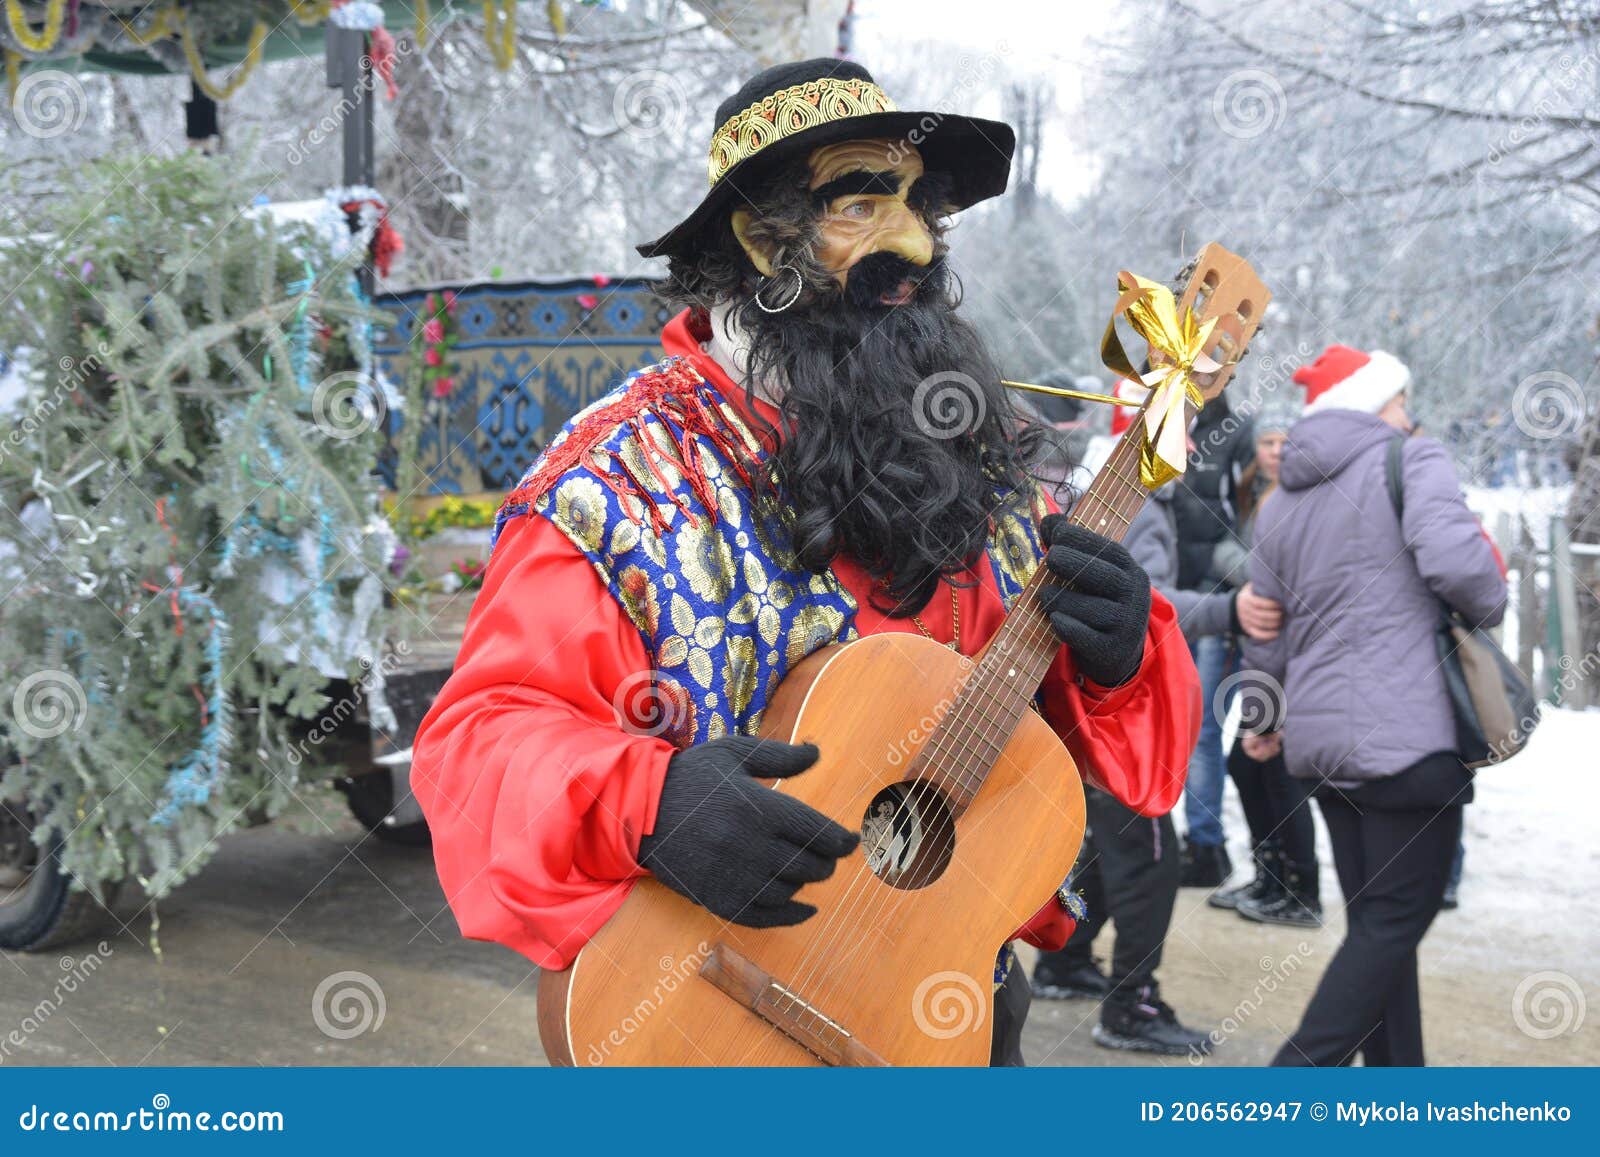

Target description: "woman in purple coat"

left=1244, top=345, right=1507, bottom=1067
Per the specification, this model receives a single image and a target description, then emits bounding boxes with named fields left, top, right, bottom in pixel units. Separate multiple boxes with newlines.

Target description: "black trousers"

left=1273, top=752, right=1471, bottom=1067
left=989, top=959, right=1030, bottom=1066
left=1226, top=742, right=1318, bottom=885
left=1050, top=787, right=1180, bottom=998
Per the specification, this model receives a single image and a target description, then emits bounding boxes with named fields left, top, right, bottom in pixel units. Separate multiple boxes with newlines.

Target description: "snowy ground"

left=1023, top=706, right=1600, bottom=1066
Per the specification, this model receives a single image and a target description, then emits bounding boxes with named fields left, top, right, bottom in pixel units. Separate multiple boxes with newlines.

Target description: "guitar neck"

left=991, top=419, right=1154, bottom=681
left=907, top=243, right=1267, bottom=816
left=917, top=426, right=1155, bottom=816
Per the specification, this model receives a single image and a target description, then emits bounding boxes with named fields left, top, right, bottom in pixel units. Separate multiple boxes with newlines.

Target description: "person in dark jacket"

left=1032, top=437, right=1282, bottom=1057
left=1207, top=406, right=1323, bottom=928
left=1244, top=345, right=1507, bottom=1067
left=1174, top=395, right=1257, bottom=887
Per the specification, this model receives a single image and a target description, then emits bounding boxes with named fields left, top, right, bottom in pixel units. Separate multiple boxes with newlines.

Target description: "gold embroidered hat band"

left=706, top=75, right=899, bottom=187
left=636, top=58, right=1016, bottom=260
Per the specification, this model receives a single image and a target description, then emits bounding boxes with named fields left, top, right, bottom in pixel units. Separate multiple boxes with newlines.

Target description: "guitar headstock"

left=1167, top=242, right=1271, bottom=404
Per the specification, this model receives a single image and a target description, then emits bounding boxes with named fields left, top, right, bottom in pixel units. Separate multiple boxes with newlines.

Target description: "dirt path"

left=2, top=714, right=1593, bottom=1067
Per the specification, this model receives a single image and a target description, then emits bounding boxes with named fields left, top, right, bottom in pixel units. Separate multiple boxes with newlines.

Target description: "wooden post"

left=325, top=24, right=376, bottom=296
left=1517, top=516, right=1537, bottom=682
left=1550, top=515, right=1585, bottom=705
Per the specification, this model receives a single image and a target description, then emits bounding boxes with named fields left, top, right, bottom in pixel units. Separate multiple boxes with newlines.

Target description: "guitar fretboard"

left=909, top=422, right=1154, bottom=816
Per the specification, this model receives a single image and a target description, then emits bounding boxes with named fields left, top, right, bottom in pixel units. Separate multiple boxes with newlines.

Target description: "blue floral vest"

left=495, top=357, right=1048, bottom=750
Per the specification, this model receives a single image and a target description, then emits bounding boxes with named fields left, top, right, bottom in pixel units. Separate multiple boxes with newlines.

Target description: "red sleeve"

left=1016, top=590, right=1201, bottom=951
left=410, top=514, right=675, bottom=969
left=1038, top=589, right=1198, bottom=816
left=1480, top=521, right=1508, bottom=578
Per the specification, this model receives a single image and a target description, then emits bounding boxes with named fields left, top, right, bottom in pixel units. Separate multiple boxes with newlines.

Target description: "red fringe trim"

left=501, top=360, right=760, bottom=536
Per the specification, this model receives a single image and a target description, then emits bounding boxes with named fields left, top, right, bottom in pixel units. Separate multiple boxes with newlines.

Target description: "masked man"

left=412, top=59, right=1201, bottom=1065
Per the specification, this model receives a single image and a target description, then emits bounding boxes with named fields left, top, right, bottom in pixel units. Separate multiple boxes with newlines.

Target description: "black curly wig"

left=659, top=159, right=1043, bottom=617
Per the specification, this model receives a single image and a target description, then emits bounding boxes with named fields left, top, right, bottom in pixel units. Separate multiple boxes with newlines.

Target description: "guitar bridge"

left=698, top=942, right=889, bottom=1067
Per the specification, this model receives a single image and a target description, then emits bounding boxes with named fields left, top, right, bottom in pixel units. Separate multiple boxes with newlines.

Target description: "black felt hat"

left=636, top=58, right=1016, bottom=260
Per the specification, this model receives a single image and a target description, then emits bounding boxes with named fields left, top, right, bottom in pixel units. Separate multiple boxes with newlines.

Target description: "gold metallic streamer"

left=289, top=1, right=331, bottom=26
left=484, top=0, right=516, bottom=70
left=1099, top=270, right=1221, bottom=489
left=4, top=0, right=67, bottom=54
left=1001, top=380, right=1137, bottom=409
left=117, top=8, right=176, bottom=48
left=178, top=14, right=268, bottom=102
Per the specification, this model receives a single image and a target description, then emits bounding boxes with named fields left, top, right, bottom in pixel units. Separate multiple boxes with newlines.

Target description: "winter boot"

left=1208, top=841, right=1282, bottom=910
left=1030, top=952, right=1112, bottom=1001
left=1238, top=863, right=1322, bottom=928
left=1179, top=841, right=1232, bottom=889
left=1093, top=982, right=1213, bottom=1057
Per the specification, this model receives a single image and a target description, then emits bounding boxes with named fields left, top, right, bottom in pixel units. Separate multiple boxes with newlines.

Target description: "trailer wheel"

left=339, top=769, right=431, bottom=847
left=0, top=804, right=116, bottom=952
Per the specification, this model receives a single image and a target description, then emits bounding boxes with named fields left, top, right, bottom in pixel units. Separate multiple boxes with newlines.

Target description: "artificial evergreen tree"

left=0, top=152, right=396, bottom=901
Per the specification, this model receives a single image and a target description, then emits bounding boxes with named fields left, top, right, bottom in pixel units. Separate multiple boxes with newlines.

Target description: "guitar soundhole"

left=860, top=781, right=955, bottom=891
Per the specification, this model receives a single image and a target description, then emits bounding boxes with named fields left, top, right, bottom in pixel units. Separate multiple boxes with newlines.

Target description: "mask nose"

left=876, top=200, right=934, bottom=267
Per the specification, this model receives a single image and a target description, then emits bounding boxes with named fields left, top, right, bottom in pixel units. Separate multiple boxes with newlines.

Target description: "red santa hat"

left=1109, top=377, right=1150, bottom=437
left=1293, top=344, right=1411, bottom=416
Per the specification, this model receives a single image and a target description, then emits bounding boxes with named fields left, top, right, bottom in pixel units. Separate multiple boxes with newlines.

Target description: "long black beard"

left=730, top=270, right=1040, bottom=616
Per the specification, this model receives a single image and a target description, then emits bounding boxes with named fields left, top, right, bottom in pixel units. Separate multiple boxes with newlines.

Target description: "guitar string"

left=783, top=435, right=1149, bottom=1031
left=775, top=577, right=988, bottom=1025
left=747, top=295, right=1250, bottom=1056
left=779, top=549, right=1056, bottom=1023
left=741, top=422, right=1148, bottom=1059
left=775, top=431, right=1148, bottom=1035
left=760, top=531, right=1121, bottom=1059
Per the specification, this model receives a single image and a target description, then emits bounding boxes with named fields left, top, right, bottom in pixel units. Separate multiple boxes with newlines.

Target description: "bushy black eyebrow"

left=811, top=170, right=902, bottom=204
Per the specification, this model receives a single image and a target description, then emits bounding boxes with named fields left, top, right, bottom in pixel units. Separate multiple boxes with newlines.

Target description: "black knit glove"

left=1038, top=514, right=1152, bottom=688
left=637, top=736, right=859, bottom=928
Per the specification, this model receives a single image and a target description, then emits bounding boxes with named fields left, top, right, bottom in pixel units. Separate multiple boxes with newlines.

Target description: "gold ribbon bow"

left=1100, top=271, right=1221, bottom=489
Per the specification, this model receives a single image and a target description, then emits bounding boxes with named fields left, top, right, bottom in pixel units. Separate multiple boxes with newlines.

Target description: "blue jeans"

left=1184, top=635, right=1234, bottom=848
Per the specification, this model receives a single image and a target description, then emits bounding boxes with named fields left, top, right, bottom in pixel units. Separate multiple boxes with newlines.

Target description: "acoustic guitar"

left=539, top=243, right=1270, bottom=1067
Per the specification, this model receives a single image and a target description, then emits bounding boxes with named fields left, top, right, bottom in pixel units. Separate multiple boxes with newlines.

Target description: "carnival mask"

left=731, top=138, right=943, bottom=309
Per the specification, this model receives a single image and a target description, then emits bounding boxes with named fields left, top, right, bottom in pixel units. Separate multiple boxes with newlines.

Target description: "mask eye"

left=840, top=200, right=875, bottom=220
